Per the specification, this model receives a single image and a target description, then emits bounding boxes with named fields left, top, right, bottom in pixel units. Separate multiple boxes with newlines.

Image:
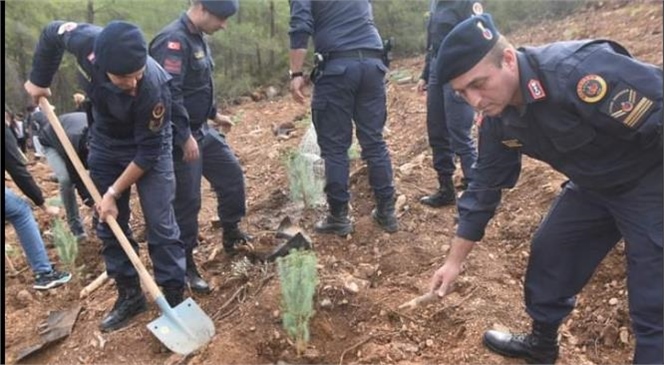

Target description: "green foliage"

left=276, top=249, right=318, bottom=356
left=46, top=197, right=63, bottom=207
left=348, top=141, right=361, bottom=161
left=285, top=150, right=324, bottom=208
left=485, top=0, right=585, bottom=34
left=4, top=0, right=587, bottom=111
left=52, top=217, right=79, bottom=274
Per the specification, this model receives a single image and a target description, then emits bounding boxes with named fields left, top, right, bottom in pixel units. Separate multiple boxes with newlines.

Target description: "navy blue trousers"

left=311, top=57, right=395, bottom=204
left=89, top=147, right=185, bottom=288
left=525, top=165, right=662, bottom=364
left=427, top=56, right=476, bottom=184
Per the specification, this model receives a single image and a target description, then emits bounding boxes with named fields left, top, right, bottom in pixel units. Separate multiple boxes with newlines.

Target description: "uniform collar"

left=516, top=51, right=547, bottom=105
left=180, top=12, right=201, bottom=35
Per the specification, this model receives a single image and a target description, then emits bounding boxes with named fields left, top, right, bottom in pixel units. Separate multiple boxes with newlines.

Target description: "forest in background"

left=4, top=0, right=585, bottom=113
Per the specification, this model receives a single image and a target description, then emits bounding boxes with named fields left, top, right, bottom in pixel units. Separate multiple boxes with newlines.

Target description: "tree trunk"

left=87, top=0, right=94, bottom=24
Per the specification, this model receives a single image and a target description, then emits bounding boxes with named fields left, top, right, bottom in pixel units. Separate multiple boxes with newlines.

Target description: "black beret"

left=94, top=21, right=147, bottom=75
left=436, top=13, right=500, bottom=84
left=200, top=0, right=239, bottom=19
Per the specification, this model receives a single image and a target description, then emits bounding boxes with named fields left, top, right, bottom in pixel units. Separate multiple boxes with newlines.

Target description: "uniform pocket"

left=321, top=63, right=347, bottom=77
left=548, top=120, right=597, bottom=153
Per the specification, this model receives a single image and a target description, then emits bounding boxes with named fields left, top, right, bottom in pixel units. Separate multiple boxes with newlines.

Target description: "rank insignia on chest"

left=577, top=74, right=607, bottom=103
left=149, top=102, right=166, bottom=132
left=194, top=50, right=205, bottom=59
left=527, top=79, right=546, bottom=100
left=501, top=139, right=523, bottom=148
left=600, top=85, right=654, bottom=129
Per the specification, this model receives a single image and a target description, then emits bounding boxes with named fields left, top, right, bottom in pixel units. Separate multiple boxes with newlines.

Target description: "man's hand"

left=429, top=261, right=462, bottom=298
left=429, top=236, right=475, bottom=298
left=96, top=192, right=119, bottom=223
left=290, top=76, right=306, bottom=104
left=215, top=113, right=235, bottom=134
left=182, top=135, right=199, bottom=162
left=416, top=78, right=427, bottom=94
left=24, top=80, right=52, bottom=105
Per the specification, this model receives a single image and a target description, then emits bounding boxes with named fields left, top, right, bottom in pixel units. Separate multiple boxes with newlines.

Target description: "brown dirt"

left=4, top=2, right=662, bottom=364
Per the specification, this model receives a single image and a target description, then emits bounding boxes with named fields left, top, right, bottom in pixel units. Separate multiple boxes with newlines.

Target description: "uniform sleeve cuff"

left=456, top=222, right=485, bottom=242
left=290, top=33, right=309, bottom=50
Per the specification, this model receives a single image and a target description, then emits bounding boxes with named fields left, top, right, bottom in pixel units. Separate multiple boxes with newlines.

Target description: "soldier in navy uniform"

left=289, top=0, right=398, bottom=235
left=417, top=0, right=481, bottom=207
left=150, top=0, right=250, bottom=294
left=428, top=14, right=662, bottom=364
left=25, top=20, right=187, bottom=332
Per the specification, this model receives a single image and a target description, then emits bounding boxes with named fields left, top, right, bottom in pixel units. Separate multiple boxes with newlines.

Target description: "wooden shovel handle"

left=39, top=98, right=164, bottom=301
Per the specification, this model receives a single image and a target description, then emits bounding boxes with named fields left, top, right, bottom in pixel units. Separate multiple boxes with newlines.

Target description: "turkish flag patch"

left=163, top=57, right=182, bottom=74
left=167, top=41, right=181, bottom=51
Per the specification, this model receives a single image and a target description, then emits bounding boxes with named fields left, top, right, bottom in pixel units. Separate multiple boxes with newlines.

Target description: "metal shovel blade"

left=275, top=216, right=302, bottom=239
left=147, top=297, right=215, bottom=355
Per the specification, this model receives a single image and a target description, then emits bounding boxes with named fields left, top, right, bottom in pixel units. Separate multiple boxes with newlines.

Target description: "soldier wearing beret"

left=288, top=0, right=398, bottom=235
left=429, top=14, right=662, bottom=364
left=417, top=0, right=481, bottom=208
left=150, top=0, right=251, bottom=294
left=25, top=20, right=187, bottom=332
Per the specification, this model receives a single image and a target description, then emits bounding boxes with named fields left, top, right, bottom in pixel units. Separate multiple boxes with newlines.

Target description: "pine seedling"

left=52, top=217, right=79, bottom=277
left=277, top=249, right=318, bottom=356
left=286, top=151, right=324, bottom=208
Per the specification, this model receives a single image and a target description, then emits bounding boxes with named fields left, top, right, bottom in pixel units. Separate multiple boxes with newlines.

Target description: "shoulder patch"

left=57, top=22, right=78, bottom=35
left=149, top=102, right=166, bottom=132
left=472, top=2, right=484, bottom=15
left=167, top=41, right=181, bottom=51
left=576, top=74, right=607, bottom=103
left=527, top=79, right=546, bottom=100
left=599, top=83, right=654, bottom=129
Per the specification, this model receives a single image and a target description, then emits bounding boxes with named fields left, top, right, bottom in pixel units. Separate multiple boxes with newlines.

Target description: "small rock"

left=303, top=348, right=321, bottom=361
left=320, top=298, right=333, bottom=309
left=395, top=194, right=407, bottom=212
left=249, top=326, right=256, bottom=332
left=426, top=339, right=434, bottom=347
left=608, top=298, right=619, bottom=306
left=340, top=299, right=349, bottom=305
left=17, top=290, right=33, bottom=305
left=344, top=281, right=360, bottom=294
left=379, top=309, right=387, bottom=316
left=272, top=310, right=280, bottom=319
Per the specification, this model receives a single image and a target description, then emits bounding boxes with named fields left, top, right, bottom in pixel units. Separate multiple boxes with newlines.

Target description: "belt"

left=326, top=49, right=384, bottom=61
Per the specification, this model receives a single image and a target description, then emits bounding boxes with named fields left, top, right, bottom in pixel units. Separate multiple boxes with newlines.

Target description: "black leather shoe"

left=420, top=178, right=456, bottom=207
left=100, top=280, right=147, bottom=332
left=222, top=225, right=253, bottom=254
left=163, top=286, right=184, bottom=307
left=185, top=252, right=210, bottom=294
left=420, top=188, right=456, bottom=207
left=371, top=196, right=398, bottom=233
left=314, top=202, right=353, bottom=236
left=483, top=324, right=559, bottom=364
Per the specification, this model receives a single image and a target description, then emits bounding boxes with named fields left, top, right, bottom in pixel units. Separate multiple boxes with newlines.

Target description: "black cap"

left=94, top=21, right=147, bottom=75
left=437, top=13, right=500, bottom=84
left=200, top=0, right=239, bottom=19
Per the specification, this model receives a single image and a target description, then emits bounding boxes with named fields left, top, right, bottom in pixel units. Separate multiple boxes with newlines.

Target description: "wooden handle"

left=39, top=98, right=165, bottom=301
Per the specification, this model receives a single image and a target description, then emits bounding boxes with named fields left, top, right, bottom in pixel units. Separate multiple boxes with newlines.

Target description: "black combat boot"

left=371, top=196, right=398, bottom=233
left=100, top=277, right=147, bottom=332
left=420, top=176, right=456, bottom=207
left=163, top=286, right=184, bottom=307
left=222, top=223, right=253, bottom=255
left=185, top=250, right=210, bottom=294
left=314, top=200, right=353, bottom=236
left=483, top=321, right=560, bottom=364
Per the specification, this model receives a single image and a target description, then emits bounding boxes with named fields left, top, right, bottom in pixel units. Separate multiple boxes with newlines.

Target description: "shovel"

left=40, top=98, right=214, bottom=355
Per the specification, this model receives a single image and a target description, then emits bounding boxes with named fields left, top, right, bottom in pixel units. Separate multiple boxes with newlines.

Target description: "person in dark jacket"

left=429, top=14, right=662, bottom=364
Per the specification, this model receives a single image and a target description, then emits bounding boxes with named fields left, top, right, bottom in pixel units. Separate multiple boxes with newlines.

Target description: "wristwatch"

left=289, top=70, right=304, bottom=80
